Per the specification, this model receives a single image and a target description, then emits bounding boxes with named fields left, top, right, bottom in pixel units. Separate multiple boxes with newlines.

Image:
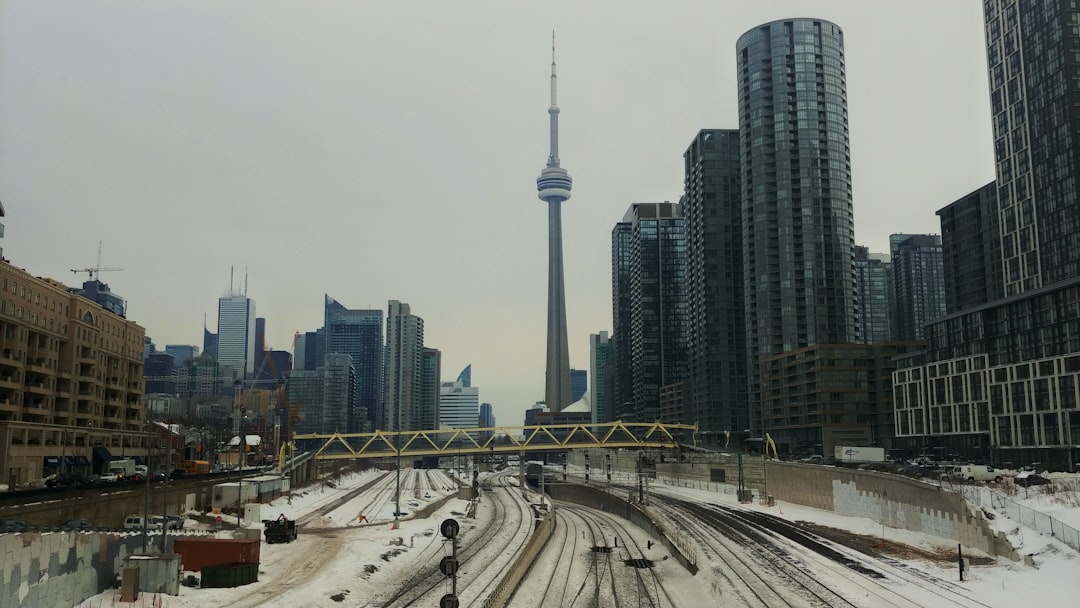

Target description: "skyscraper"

left=737, top=19, right=857, bottom=435
left=623, top=202, right=688, bottom=423
left=589, top=331, right=612, bottom=425
left=889, top=234, right=946, bottom=341
left=536, top=35, right=574, bottom=413
left=439, top=380, right=479, bottom=431
left=569, top=369, right=587, bottom=403
left=937, top=182, right=1002, bottom=313
left=611, top=221, right=634, bottom=421
left=384, top=300, right=425, bottom=432
left=683, top=129, right=746, bottom=435
left=164, top=344, right=198, bottom=368
left=217, top=294, right=256, bottom=378
left=324, top=295, right=384, bottom=432
left=321, top=353, right=357, bottom=434
left=854, top=246, right=892, bottom=344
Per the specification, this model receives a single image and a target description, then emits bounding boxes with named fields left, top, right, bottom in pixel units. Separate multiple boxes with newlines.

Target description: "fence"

left=951, top=482, right=1080, bottom=553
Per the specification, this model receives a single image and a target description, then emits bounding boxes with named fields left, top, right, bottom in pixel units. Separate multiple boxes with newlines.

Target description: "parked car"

left=0, top=519, right=29, bottom=533
left=45, top=472, right=85, bottom=488
left=169, top=469, right=189, bottom=480
left=63, top=518, right=93, bottom=530
left=98, top=473, right=119, bottom=483
left=1015, top=473, right=1051, bottom=487
left=163, top=515, right=184, bottom=530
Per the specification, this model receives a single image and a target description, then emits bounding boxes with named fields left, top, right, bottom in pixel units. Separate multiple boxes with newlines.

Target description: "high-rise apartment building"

left=623, top=202, right=688, bottom=423
left=217, top=294, right=256, bottom=379
left=937, top=182, right=1003, bottom=313
left=854, top=246, right=892, bottom=344
left=420, top=348, right=441, bottom=432
left=322, top=353, right=357, bottom=434
left=324, top=295, right=384, bottom=432
left=589, top=331, right=612, bottom=424
left=384, top=300, right=424, bottom=432
left=889, top=234, right=946, bottom=341
left=894, top=1, right=1080, bottom=467
left=683, top=128, right=746, bottom=434
left=737, top=19, right=857, bottom=436
left=611, top=221, right=634, bottom=422
left=439, top=380, right=479, bottom=431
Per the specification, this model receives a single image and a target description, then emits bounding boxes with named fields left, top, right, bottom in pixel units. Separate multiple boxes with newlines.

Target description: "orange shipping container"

left=173, top=537, right=261, bottom=572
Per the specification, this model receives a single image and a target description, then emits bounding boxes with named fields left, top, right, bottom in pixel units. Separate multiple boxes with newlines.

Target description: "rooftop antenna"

left=70, top=241, right=123, bottom=281
left=244, top=268, right=248, bottom=297
left=230, top=266, right=235, bottom=295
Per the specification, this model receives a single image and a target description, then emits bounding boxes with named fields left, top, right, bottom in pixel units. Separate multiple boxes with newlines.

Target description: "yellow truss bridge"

left=296, top=422, right=698, bottom=461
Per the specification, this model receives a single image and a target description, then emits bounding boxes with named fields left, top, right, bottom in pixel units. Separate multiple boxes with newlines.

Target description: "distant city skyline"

left=1, top=1, right=994, bottom=428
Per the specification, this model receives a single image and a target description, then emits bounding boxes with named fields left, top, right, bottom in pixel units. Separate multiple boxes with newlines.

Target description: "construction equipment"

left=71, top=241, right=123, bottom=280
left=262, top=514, right=297, bottom=544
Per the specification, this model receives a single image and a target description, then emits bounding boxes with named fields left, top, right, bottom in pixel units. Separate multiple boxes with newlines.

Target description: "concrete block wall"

left=1, top=531, right=181, bottom=608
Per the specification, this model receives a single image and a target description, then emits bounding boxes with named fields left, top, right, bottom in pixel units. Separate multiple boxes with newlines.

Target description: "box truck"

left=833, top=446, right=886, bottom=463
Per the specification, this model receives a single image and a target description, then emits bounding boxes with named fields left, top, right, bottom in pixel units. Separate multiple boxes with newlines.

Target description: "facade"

left=143, top=337, right=154, bottom=361
left=457, top=364, right=471, bottom=387
left=890, top=234, right=946, bottom=341
left=569, top=369, right=587, bottom=404
left=986, top=0, right=1080, bottom=294
left=611, top=221, right=634, bottom=422
left=854, top=246, right=892, bottom=344
left=202, top=328, right=217, bottom=361
left=625, top=202, right=688, bottom=423
left=384, top=300, right=424, bottom=432
left=479, top=402, right=494, bottom=428
left=216, top=294, right=256, bottom=379
left=536, top=43, right=574, bottom=413
left=324, top=295, right=384, bottom=431
left=0, top=261, right=147, bottom=486
left=683, top=128, right=747, bottom=434
left=588, top=331, right=612, bottom=424
left=420, top=348, right=441, bottom=432
left=762, top=342, right=922, bottom=456
left=253, top=317, right=266, bottom=374
left=737, top=19, right=857, bottom=436
left=164, top=344, right=198, bottom=368
left=439, top=380, right=479, bottom=431
left=938, top=182, right=1003, bottom=313
left=893, top=1, right=1080, bottom=468
left=659, top=381, right=688, bottom=425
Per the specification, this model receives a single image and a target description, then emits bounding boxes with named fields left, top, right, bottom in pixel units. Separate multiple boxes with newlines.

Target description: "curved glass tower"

left=737, top=19, right=857, bottom=434
left=536, top=36, right=573, bottom=412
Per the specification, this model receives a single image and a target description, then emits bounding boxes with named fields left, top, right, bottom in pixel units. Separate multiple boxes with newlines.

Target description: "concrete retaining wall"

left=1, top=531, right=190, bottom=608
left=487, top=511, right=554, bottom=608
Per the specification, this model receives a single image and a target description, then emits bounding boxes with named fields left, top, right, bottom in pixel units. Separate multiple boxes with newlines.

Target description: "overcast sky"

left=1, top=0, right=993, bottom=428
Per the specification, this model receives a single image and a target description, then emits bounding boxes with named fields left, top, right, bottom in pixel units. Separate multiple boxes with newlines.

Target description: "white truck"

left=943, top=464, right=1003, bottom=483
left=107, top=459, right=137, bottom=480
left=833, top=446, right=886, bottom=463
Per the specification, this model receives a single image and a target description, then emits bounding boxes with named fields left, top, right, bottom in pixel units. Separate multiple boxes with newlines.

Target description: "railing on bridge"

left=295, top=422, right=698, bottom=460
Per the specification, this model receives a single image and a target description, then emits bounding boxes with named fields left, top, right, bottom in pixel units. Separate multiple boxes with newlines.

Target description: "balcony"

left=26, top=357, right=50, bottom=373
left=0, top=349, right=22, bottom=363
left=24, top=381, right=52, bottom=396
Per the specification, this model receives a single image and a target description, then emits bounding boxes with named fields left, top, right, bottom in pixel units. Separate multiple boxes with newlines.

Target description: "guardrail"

left=483, top=510, right=555, bottom=608
left=952, top=482, right=1080, bottom=553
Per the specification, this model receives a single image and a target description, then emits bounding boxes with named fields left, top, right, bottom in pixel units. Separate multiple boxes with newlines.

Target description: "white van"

left=123, top=515, right=163, bottom=530
left=945, top=464, right=1003, bottom=483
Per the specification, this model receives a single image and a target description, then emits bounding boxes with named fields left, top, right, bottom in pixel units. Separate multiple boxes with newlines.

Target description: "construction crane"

left=71, top=241, right=123, bottom=280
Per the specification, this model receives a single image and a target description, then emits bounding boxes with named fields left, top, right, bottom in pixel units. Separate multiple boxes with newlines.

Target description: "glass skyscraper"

left=737, top=19, right=857, bottom=435
left=889, top=234, right=946, bottom=341
left=853, top=246, right=892, bottom=344
left=217, top=294, right=256, bottom=378
left=324, top=295, right=383, bottom=432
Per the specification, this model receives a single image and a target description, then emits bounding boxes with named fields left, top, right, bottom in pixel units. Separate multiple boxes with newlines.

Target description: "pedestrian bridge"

left=295, top=422, right=698, bottom=461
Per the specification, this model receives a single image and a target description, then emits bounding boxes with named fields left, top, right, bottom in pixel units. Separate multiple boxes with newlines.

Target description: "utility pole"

left=161, top=430, right=171, bottom=553
left=141, top=427, right=151, bottom=553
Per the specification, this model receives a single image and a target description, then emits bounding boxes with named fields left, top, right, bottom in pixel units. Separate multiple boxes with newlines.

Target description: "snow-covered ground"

left=74, top=466, right=1080, bottom=608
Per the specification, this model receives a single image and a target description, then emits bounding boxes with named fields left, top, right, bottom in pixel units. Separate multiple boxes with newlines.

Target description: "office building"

left=623, top=202, right=688, bottom=423
left=0, top=260, right=146, bottom=485
left=589, top=331, right=612, bottom=424
left=536, top=39, right=574, bottom=412
left=384, top=300, right=424, bottom=432
left=611, top=221, right=634, bottom=422
left=737, top=19, right=857, bottom=436
left=144, top=352, right=176, bottom=395
left=890, top=234, right=946, bottom=341
left=217, top=294, right=256, bottom=379
left=683, top=128, right=747, bottom=434
left=286, top=369, right=323, bottom=436
left=69, top=280, right=126, bottom=319
left=854, top=246, right=892, bottom=344
left=569, top=369, right=587, bottom=403
left=143, top=336, right=155, bottom=361
left=420, top=348, right=442, bottom=432
left=439, top=380, right=479, bottom=431
left=202, top=327, right=217, bottom=361
left=479, top=402, right=495, bottom=428
left=164, top=345, right=198, bottom=368
left=324, top=295, right=384, bottom=431
left=457, top=364, right=471, bottom=388
left=323, top=353, right=357, bottom=434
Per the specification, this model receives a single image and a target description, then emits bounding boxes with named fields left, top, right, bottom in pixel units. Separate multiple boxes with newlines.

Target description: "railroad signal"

left=440, top=518, right=459, bottom=539
left=440, top=594, right=459, bottom=608
left=439, top=556, right=459, bottom=577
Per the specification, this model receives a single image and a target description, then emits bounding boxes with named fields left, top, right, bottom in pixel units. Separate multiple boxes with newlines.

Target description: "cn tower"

left=536, top=33, right=573, bottom=412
